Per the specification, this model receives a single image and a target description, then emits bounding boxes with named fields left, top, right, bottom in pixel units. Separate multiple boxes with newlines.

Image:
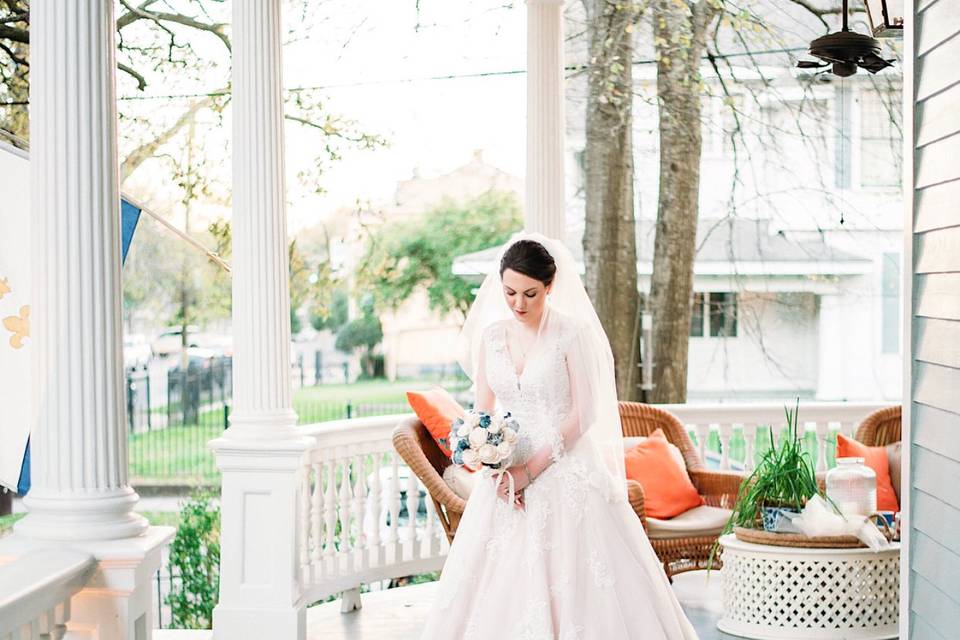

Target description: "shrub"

left=167, top=491, right=220, bottom=629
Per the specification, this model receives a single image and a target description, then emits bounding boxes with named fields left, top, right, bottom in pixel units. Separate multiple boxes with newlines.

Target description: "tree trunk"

left=582, top=0, right=641, bottom=401
left=647, top=0, right=718, bottom=403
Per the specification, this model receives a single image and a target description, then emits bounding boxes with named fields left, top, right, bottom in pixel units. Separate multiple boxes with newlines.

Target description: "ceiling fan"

left=796, top=0, right=894, bottom=77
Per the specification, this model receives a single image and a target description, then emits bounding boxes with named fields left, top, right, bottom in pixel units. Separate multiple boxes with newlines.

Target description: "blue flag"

left=16, top=198, right=141, bottom=496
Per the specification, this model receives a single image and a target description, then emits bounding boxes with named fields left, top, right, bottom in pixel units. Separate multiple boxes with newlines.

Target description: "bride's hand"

left=496, top=465, right=531, bottom=508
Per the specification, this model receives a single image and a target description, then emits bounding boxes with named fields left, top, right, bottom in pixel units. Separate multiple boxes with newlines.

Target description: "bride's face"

left=501, top=269, right=551, bottom=326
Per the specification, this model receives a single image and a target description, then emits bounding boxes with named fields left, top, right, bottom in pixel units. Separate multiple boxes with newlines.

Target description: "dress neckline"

left=501, top=307, right=549, bottom=380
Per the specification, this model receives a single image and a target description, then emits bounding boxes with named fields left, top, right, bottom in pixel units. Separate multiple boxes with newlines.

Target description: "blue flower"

left=488, top=433, right=503, bottom=446
left=479, top=414, right=491, bottom=428
left=457, top=438, right=470, bottom=452
left=453, top=450, right=464, bottom=465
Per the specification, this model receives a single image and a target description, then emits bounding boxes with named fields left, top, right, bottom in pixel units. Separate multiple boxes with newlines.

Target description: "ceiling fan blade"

left=797, top=60, right=828, bottom=68
left=860, top=55, right=895, bottom=73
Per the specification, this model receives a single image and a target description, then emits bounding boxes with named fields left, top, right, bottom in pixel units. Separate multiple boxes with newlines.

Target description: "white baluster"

left=693, top=424, right=710, bottom=464
left=369, top=450, right=383, bottom=567
left=324, top=459, right=337, bottom=571
left=743, top=423, right=758, bottom=473
left=840, top=421, right=855, bottom=439
left=389, top=453, right=402, bottom=562
left=815, top=421, right=830, bottom=473
left=311, top=462, right=323, bottom=572
left=718, top=423, right=733, bottom=471
left=339, top=450, right=354, bottom=569
left=406, top=470, right=421, bottom=560
left=352, top=451, right=367, bottom=570
left=424, top=495, right=438, bottom=559
left=298, top=469, right=310, bottom=582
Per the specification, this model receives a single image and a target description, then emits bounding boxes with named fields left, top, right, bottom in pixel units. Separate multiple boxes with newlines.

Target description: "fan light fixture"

left=797, top=0, right=894, bottom=77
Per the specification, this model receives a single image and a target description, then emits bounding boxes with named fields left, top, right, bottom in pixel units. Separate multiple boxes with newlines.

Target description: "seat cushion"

left=623, top=434, right=686, bottom=474
left=837, top=434, right=900, bottom=512
left=406, top=388, right=466, bottom=458
left=443, top=463, right=481, bottom=500
left=624, top=430, right=704, bottom=519
left=886, top=441, right=902, bottom=503
left=646, top=505, right=732, bottom=539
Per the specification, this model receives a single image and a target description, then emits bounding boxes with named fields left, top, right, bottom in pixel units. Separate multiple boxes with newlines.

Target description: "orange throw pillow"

left=406, top=388, right=466, bottom=458
left=836, top=434, right=900, bottom=512
left=624, top=429, right=704, bottom=519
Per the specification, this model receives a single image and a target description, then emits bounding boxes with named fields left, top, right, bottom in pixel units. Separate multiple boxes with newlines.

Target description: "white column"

left=526, top=0, right=567, bottom=241
left=228, top=0, right=298, bottom=439
left=211, top=2, right=312, bottom=637
left=16, top=0, right=146, bottom=543
left=0, top=4, right=174, bottom=640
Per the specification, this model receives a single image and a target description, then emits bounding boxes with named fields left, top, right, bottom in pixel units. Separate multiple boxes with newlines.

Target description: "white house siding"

left=909, top=1, right=960, bottom=637
left=687, top=292, right=819, bottom=400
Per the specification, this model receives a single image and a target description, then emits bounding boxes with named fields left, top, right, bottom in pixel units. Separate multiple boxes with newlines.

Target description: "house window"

left=690, top=292, right=738, bottom=338
left=881, top=252, right=900, bottom=354
left=859, top=89, right=902, bottom=188
left=690, top=293, right=705, bottom=337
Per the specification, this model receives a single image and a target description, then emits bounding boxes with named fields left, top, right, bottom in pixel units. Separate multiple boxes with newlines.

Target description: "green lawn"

left=293, top=378, right=467, bottom=405
left=129, top=423, right=224, bottom=482
left=129, top=379, right=461, bottom=483
left=0, top=511, right=179, bottom=536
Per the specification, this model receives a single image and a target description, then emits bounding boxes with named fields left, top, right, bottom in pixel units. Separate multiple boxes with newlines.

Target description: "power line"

left=0, top=46, right=809, bottom=107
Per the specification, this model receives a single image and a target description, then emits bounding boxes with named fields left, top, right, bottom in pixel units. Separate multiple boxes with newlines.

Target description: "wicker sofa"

left=393, top=403, right=745, bottom=579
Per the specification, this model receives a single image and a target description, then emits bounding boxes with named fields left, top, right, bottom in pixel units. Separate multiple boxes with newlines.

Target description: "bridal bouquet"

left=450, top=410, right=520, bottom=471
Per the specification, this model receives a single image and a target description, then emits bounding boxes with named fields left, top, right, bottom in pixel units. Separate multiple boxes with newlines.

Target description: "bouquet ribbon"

left=492, top=467, right=518, bottom=508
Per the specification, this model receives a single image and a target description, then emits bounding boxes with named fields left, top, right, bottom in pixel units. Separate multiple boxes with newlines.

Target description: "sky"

left=281, top=1, right=529, bottom=231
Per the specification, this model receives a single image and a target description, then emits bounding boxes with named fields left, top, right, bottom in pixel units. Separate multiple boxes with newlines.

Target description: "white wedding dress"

left=420, top=315, right=699, bottom=640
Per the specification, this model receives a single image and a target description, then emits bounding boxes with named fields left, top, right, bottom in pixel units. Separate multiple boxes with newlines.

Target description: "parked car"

left=122, top=333, right=151, bottom=369
left=151, top=325, right=200, bottom=358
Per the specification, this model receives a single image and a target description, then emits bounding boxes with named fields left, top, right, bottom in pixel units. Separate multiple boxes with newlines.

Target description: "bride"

left=420, top=233, right=699, bottom=639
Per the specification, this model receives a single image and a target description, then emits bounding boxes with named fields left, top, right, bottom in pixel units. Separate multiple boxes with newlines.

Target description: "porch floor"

left=153, top=571, right=733, bottom=639
left=304, top=571, right=733, bottom=639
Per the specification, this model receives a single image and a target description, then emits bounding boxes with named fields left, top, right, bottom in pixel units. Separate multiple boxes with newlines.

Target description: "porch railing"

left=293, top=401, right=891, bottom=607
left=0, top=549, right=95, bottom=640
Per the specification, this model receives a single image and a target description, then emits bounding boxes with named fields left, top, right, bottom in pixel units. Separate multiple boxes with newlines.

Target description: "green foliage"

left=723, top=402, right=820, bottom=533
left=335, top=297, right=383, bottom=377
left=357, top=191, right=522, bottom=318
left=312, top=287, right=349, bottom=332
left=166, top=492, right=221, bottom=630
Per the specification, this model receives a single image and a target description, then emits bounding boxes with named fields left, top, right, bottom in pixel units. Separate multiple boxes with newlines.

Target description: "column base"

left=0, top=526, right=174, bottom=640
left=16, top=486, right=149, bottom=541
left=212, top=603, right=305, bottom=640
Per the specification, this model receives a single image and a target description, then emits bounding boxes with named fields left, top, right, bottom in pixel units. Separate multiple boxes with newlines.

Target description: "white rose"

left=464, top=412, right=481, bottom=429
left=488, top=416, right=503, bottom=434
left=462, top=449, right=481, bottom=470
left=478, top=444, right=499, bottom=465
left=496, top=441, right=513, bottom=461
left=456, top=421, right=471, bottom=438
left=469, top=427, right=487, bottom=449
left=502, top=428, right=518, bottom=444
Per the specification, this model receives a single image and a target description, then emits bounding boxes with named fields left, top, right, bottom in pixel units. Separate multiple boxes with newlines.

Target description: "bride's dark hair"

left=499, top=239, right=557, bottom=286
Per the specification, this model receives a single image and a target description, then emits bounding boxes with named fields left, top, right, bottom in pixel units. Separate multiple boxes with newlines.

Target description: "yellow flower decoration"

left=3, top=305, right=29, bottom=349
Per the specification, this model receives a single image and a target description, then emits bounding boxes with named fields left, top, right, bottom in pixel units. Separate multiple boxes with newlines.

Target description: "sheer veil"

left=457, top=231, right=627, bottom=501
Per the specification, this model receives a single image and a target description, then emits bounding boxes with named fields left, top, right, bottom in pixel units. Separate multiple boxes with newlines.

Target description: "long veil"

left=457, top=231, right=627, bottom=501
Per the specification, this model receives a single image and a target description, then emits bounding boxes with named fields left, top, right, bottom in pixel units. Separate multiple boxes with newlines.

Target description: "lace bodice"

left=482, top=317, right=577, bottom=463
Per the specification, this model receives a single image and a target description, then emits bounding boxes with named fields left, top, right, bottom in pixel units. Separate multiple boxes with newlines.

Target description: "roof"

left=453, top=218, right=871, bottom=278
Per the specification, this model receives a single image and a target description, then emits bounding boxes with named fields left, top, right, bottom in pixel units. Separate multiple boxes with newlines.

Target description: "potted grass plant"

left=722, top=402, right=820, bottom=535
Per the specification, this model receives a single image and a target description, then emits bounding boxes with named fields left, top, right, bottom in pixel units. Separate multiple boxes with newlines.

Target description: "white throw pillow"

left=623, top=436, right=687, bottom=475
left=442, top=464, right=480, bottom=500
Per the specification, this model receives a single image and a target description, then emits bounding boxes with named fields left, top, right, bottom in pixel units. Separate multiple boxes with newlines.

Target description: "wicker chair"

left=393, top=415, right=465, bottom=543
left=619, top=401, right=745, bottom=580
left=855, top=405, right=901, bottom=447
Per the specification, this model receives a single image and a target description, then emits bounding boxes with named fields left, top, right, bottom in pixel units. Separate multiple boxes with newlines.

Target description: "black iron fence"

left=124, top=356, right=460, bottom=484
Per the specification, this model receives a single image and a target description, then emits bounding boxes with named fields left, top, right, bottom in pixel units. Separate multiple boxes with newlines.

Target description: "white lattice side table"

left=717, top=534, right=900, bottom=640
